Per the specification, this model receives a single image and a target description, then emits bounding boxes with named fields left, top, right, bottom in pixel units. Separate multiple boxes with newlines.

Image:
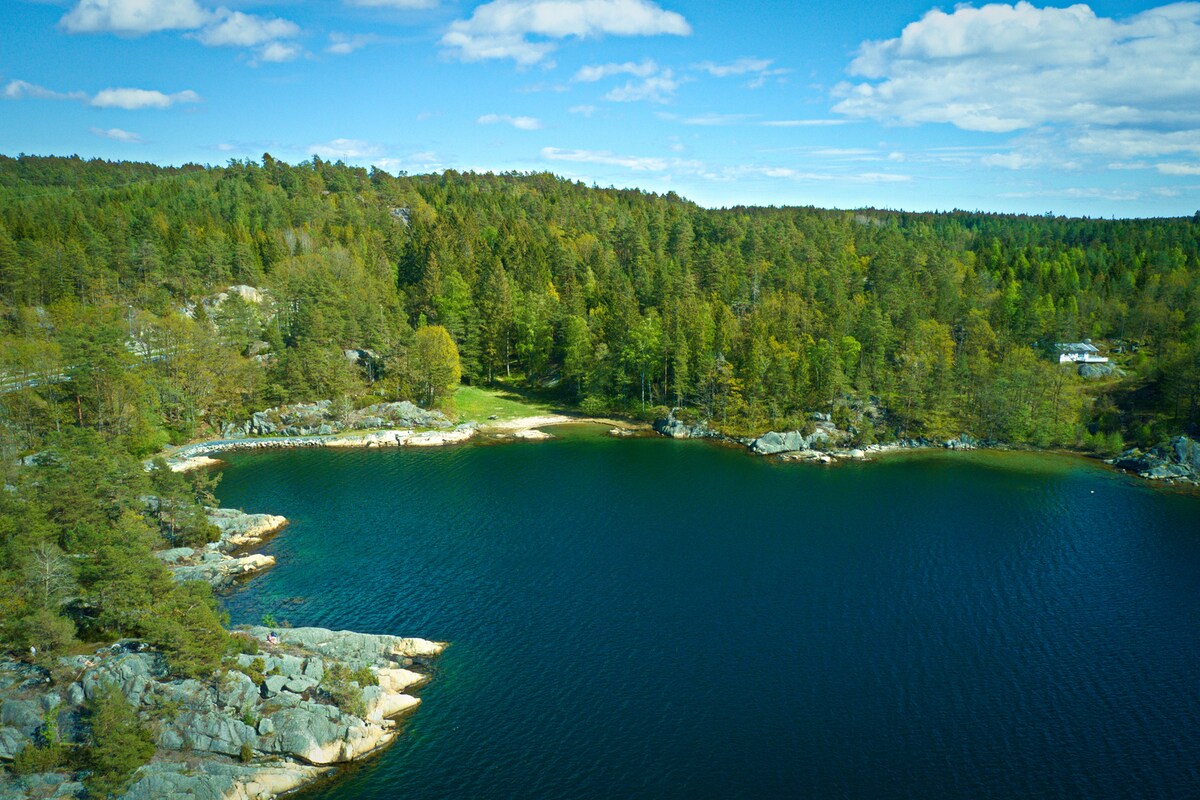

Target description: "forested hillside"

left=2, top=154, right=1197, bottom=454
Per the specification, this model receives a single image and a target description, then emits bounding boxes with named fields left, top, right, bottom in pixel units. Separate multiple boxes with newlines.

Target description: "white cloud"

left=478, top=113, right=543, bottom=130
left=760, top=119, right=849, bottom=127
left=4, top=79, right=199, bottom=109
left=193, top=10, right=300, bottom=47
left=3, top=80, right=88, bottom=102
left=1072, top=128, right=1200, bottom=158
left=573, top=59, right=657, bottom=81
left=61, top=0, right=304, bottom=65
left=541, top=146, right=668, bottom=171
left=254, top=41, right=305, bottom=63
left=569, top=104, right=596, bottom=116
left=693, top=57, right=788, bottom=88
left=731, top=166, right=912, bottom=184
left=308, top=138, right=383, bottom=158
left=90, top=126, right=143, bottom=142
left=60, top=0, right=211, bottom=35
left=441, top=0, right=691, bottom=65
left=834, top=2, right=1200, bottom=134
left=345, top=0, right=437, bottom=8
left=1157, top=162, right=1200, bottom=175
left=981, top=151, right=1044, bottom=170
left=680, top=112, right=752, bottom=126
left=604, top=69, right=680, bottom=103
left=327, top=33, right=378, bottom=54
left=694, top=57, right=771, bottom=77
left=90, top=87, right=201, bottom=109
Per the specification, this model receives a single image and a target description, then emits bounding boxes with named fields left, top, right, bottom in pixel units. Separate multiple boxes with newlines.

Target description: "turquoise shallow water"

left=215, top=428, right=1200, bottom=799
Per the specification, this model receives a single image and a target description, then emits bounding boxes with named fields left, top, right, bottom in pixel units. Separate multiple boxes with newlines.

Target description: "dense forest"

left=1, top=152, right=1198, bottom=687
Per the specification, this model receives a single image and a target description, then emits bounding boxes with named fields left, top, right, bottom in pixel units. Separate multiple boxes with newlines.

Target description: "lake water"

left=215, top=426, right=1200, bottom=799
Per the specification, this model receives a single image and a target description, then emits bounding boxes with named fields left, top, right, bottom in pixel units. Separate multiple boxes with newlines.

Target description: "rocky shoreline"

left=0, top=628, right=445, bottom=800
left=652, top=410, right=1199, bottom=486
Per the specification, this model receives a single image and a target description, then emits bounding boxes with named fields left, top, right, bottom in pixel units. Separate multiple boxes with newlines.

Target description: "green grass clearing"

left=449, top=384, right=559, bottom=423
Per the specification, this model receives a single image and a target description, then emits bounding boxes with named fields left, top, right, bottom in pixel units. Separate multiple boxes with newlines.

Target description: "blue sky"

left=2, top=0, right=1199, bottom=217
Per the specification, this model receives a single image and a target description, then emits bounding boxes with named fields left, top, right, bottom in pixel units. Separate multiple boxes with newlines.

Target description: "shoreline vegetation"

left=1, top=155, right=1197, bottom=797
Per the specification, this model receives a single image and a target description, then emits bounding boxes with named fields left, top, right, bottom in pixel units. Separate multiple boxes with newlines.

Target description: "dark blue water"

left=215, top=427, right=1200, bottom=799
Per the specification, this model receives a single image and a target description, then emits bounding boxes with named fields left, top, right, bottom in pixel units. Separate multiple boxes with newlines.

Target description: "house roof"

left=1055, top=342, right=1099, bottom=353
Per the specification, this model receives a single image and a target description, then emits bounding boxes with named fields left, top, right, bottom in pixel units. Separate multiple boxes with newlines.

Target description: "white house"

left=1055, top=342, right=1108, bottom=364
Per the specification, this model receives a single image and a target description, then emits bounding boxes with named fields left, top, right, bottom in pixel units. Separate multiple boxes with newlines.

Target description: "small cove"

left=215, top=426, right=1200, bottom=799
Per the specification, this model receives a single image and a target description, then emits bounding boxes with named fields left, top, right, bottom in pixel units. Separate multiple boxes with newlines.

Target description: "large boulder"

left=248, top=627, right=445, bottom=669
left=653, top=412, right=715, bottom=439
left=749, top=429, right=831, bottom=455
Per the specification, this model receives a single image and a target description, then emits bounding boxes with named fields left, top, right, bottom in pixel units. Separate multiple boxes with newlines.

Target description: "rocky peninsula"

left=0, top=628, right=445, bottom=800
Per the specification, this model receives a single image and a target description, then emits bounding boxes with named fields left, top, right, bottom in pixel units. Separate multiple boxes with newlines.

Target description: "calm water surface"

left=215, top=427, right=1200, bottom=799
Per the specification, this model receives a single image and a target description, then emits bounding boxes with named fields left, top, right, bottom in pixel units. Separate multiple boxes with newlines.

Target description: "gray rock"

left=1171, top=436, right=1200, bottom=470
left=302, top=657, right=325, bottom=683
left=166, top=710, right=255, bottom=757
left=218, top=670, right=259, bottom=710
left=257, top=716, right=275, bottom=736
left=284, top=675, right=318, bottom=694
left=121, top=759, right=326, bottom=800
left=750, top=430, right=830, bottom=455
left=653, top=412, right=716, bottom=440
left=154, top=547, right=196, bottom=565
left=272, top=654, right=305, bottom=678
left=264, top=675, right=288, bottom=697
left=1, top=699, right=43, bottom=735
left=0, top=726, right=30, bottom=760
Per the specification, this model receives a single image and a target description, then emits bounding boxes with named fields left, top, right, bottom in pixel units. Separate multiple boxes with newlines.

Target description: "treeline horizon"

left=2, top=152, right=1196, bottom=452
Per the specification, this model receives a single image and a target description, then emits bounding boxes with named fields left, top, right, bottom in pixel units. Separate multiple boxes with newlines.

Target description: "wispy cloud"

left=60, top=0, right=305, bottom=65
left=1157, top=163, right=1200, bottom=176
left=478, top=113, right=543, bottom=130
left=541, top=147, right=668, bottom=171
left=3, top=80, right=88, bottom=102
left=569, top=105, right=596, bottom=116
left=91, top=87, right=201, bottom=109
left=760, top=119, right=849, bottom=128
left=693, top=57, right=788, bottom=88
left=192, top=10, right=299, bottom=47
left=573, top=59, right=657, bottom=82
left=679, top=113, right=754, bottom=126
left=4, top=80, right=202, bottom=109
left=604, top=69, right=681, bottom=103
left=441, top=0, right=691, bottom=65
left=60, top=0, right=211, bottom=35
left=90, top=126, right=143, bottom=142
left=327, top=33, right=379, bottom=55
left=344, top=0, right=437, bottom=8
left=308, top=138, right=383, bottom=158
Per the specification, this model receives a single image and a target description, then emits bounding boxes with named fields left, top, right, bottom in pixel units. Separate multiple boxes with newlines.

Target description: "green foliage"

left=10, top=711, right=68, bottom=775
left=323, top=662, right=367, bottom=717
left=145, top=581, right=231, bottom=679
left=407, top=325, right=462, bottom=406
left=82, top=683, right=156, bottom=799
